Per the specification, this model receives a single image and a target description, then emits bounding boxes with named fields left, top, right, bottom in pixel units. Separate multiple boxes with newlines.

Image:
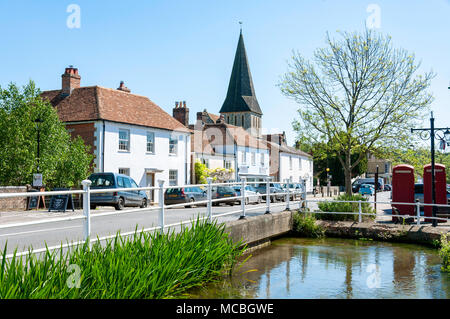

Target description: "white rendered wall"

left=101, top=121, right=190, bottom=189
left=280, top=153, right=313, bottom=192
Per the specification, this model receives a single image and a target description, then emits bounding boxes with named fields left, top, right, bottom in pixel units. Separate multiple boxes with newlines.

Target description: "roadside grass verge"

left=0, top=218, right=245, bottom=298
left=315, top=194, right=376, bottom=222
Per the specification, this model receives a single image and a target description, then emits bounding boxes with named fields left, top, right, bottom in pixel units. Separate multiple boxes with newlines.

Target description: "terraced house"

left=41, top=67, right=191, bottom=203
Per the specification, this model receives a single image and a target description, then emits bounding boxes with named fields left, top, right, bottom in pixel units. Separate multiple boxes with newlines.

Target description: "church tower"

left=219, top=30, right=262, bottom=137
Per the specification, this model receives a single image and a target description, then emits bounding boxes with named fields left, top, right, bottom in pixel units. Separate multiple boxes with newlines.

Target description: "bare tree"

left=279, top=28, right=434, bottom=194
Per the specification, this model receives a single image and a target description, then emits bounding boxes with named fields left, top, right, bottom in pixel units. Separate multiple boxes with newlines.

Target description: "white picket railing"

left=0, top=178, right=449, bottom=259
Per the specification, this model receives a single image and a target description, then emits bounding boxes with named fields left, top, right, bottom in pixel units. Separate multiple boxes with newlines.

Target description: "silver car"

left=233, top=185, right=262, bottom=205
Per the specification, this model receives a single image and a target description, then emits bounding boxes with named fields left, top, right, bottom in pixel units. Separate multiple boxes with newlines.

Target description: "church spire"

left=219, top=30, right=262, bottom=115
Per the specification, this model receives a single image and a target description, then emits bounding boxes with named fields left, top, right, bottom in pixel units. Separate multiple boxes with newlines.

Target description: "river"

left=189, top=237, right=450, bottom=299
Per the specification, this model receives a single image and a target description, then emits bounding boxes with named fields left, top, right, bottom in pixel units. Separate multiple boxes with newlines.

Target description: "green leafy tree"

left=0, top=81, right=93, bottom=189
left=280, top=28, right=434, bottom=194
left=390, top=146, right=450, bottom=183
left=297, top=138, right=367, bottom=186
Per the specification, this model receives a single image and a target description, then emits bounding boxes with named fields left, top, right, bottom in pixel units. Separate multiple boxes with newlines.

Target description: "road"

left=0, top=199, right=294, bottom=256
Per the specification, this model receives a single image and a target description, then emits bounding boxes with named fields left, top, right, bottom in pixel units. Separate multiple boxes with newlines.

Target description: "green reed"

left=0, top=218, right=245, bottom=299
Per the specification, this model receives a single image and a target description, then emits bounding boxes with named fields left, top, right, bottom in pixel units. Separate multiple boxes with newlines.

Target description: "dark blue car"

left=88, top=172, right=148, bottom=210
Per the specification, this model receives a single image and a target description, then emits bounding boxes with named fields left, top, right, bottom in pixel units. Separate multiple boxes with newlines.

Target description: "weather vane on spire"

left=239, top=21, right=243, bottom=33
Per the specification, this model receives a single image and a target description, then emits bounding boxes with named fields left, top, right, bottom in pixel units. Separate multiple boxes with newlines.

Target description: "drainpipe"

left=102, top=120, right=105, bottom=172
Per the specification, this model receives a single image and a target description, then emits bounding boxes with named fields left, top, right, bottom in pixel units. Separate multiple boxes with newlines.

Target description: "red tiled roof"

left=41, top=86, right=189, bottom=133
left=191, top=123, right=268, bottom=150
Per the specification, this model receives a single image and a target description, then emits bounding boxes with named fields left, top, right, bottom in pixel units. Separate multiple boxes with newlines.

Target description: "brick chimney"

left=61, top=66, right=81, bottom=96
left=173, top=100, right=189, bottom=126
left=216, top=114, right=225, bottom=124
left=117, top=81, right=131, bottom=93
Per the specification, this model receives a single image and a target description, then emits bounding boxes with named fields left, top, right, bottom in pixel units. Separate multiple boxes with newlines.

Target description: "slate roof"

left=41, top=86, right=189, bottom=133
left=219, top=32, right=262, bottom=115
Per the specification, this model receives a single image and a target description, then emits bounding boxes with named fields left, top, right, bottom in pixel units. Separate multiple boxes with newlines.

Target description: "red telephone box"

left=423, top=164, right=447, bottom=223
left=391, top=164, right=415, bottom=222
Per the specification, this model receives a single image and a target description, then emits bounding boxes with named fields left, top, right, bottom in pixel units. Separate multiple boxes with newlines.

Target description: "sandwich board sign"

left=33, top=173, right=43, bottom=187
left=48, top=188, right=74, bottom=212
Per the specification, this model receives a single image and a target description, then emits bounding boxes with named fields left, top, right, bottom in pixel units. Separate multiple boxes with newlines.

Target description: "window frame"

left=118, top=129, right=130, bottom=152
left=146, top=131, right=155, bottom=154
left=169, top=169, right=178, bottom=186
left=118, top=168, right=130, bottom=176
left=169, top=136, right=178, bottom=155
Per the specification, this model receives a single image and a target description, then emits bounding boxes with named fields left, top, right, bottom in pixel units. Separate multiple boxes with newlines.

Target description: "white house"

left=263, top=133, right=314, bottom=193
left=42, top=67, right=191, bottom=203
left=190, top=115, right=269, bottom=182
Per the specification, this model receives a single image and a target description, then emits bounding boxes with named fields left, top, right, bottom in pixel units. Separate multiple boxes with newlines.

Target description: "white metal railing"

left=1, top=178, right=449, bottom=259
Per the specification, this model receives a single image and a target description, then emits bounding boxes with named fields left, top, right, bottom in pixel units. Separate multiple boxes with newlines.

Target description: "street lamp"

left=35, top=118, right=43, bottom=173
left=411, top=111, right=449, bottom=227
left=326, top=167, right=331, bottom=197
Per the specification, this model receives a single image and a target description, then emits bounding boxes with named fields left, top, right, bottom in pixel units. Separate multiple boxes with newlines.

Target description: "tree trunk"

left=344, top=151, right=352, bottom=196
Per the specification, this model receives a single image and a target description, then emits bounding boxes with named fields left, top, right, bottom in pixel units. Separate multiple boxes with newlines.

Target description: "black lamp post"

left=411, top=111, right=450, bottom=227
left=35, top=118, right=43, bottom=173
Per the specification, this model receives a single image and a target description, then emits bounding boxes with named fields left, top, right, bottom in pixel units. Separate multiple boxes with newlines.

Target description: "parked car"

left=352, top=178, right=384, bottom=193
left=211, top=186, right=239, bottom=206
left=414, top=183, right=424, bottom=205
left=281, top=183, right=306, bottom=201
left=164, top=186, right=207, bottom=207
left=414, top=183, right=450, bottom=213
left=383, top=184, right=392, bottom=191
left=232, top=185, right=262, bottom=205
left=88, top=172, right=148, bottom=210
left=359, top=184, right=375, bottom=196
left=254, top=183, right=286, bottom=202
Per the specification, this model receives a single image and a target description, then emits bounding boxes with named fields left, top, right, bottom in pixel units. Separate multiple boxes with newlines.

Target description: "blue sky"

left=1, top=0, right=449, bottom=145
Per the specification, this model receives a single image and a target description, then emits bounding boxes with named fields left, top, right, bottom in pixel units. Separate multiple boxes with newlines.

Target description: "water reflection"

left=188, top=238, right=450, bottom=299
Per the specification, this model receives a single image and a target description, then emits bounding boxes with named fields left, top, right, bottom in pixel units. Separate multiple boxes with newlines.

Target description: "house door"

left=146, top=173, right=155, bottom=204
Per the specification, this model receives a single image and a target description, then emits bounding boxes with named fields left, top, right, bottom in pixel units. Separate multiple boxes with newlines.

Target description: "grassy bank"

left=0, top=218, right=245, bottom=298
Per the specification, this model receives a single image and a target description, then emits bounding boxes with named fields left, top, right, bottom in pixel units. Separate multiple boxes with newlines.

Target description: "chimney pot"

left=61, top=66, right=81, bottom=96
left=117, top=81, right=131, bottom=93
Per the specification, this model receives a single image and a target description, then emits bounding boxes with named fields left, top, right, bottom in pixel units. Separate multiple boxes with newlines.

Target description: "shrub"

left=316, top=193, right=375, bottom=221
left=439, top=234, right=450, bottom=273
left=293, top=212, right=325, bottom=238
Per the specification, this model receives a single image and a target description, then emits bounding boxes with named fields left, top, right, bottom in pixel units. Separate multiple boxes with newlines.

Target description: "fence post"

left=416, top=199, right=421, bottom=226
left=286, top=179, right=290, bottom=211
left=265, top=177, right=271, bottom=214
left=239, top=177, right=246, bottom=220
left=358, top=200, right=362, bottom=223
left=207, top=177, right=212, bottom=223
left=158, top=180, right=165, bottom=233
left=81, top=179, right=92, bottom=245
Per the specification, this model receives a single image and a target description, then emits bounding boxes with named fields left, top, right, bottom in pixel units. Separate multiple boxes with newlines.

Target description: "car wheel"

left=187, top=198, right=195, bottom=208
left=140, top=198, right=147, bottom=208
left=115, top=197, right=125, bottom=210
left=90, top=204, right=97, bottom=210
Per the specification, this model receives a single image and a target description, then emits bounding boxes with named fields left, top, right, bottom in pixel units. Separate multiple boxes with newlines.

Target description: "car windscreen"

left=89, top=174, right=115, bottom=187
left=218, top=186, right=235, bottom=193
left=166, top=188, right=181, bottom=194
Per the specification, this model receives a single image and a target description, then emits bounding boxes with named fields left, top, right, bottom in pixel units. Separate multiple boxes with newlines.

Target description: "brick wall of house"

left=0, top=186, right=27, bottom=210
left=65, top=122, right=97, bottom=154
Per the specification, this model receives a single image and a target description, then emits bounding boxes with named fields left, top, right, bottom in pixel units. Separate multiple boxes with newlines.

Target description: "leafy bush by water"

left=316, top=194, right=376, bottom=221
left=439, top=234, right=450, bottom=273
left=293, top=212, right=325, bottom=238
left=0, top=218, right=245, bottom=299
